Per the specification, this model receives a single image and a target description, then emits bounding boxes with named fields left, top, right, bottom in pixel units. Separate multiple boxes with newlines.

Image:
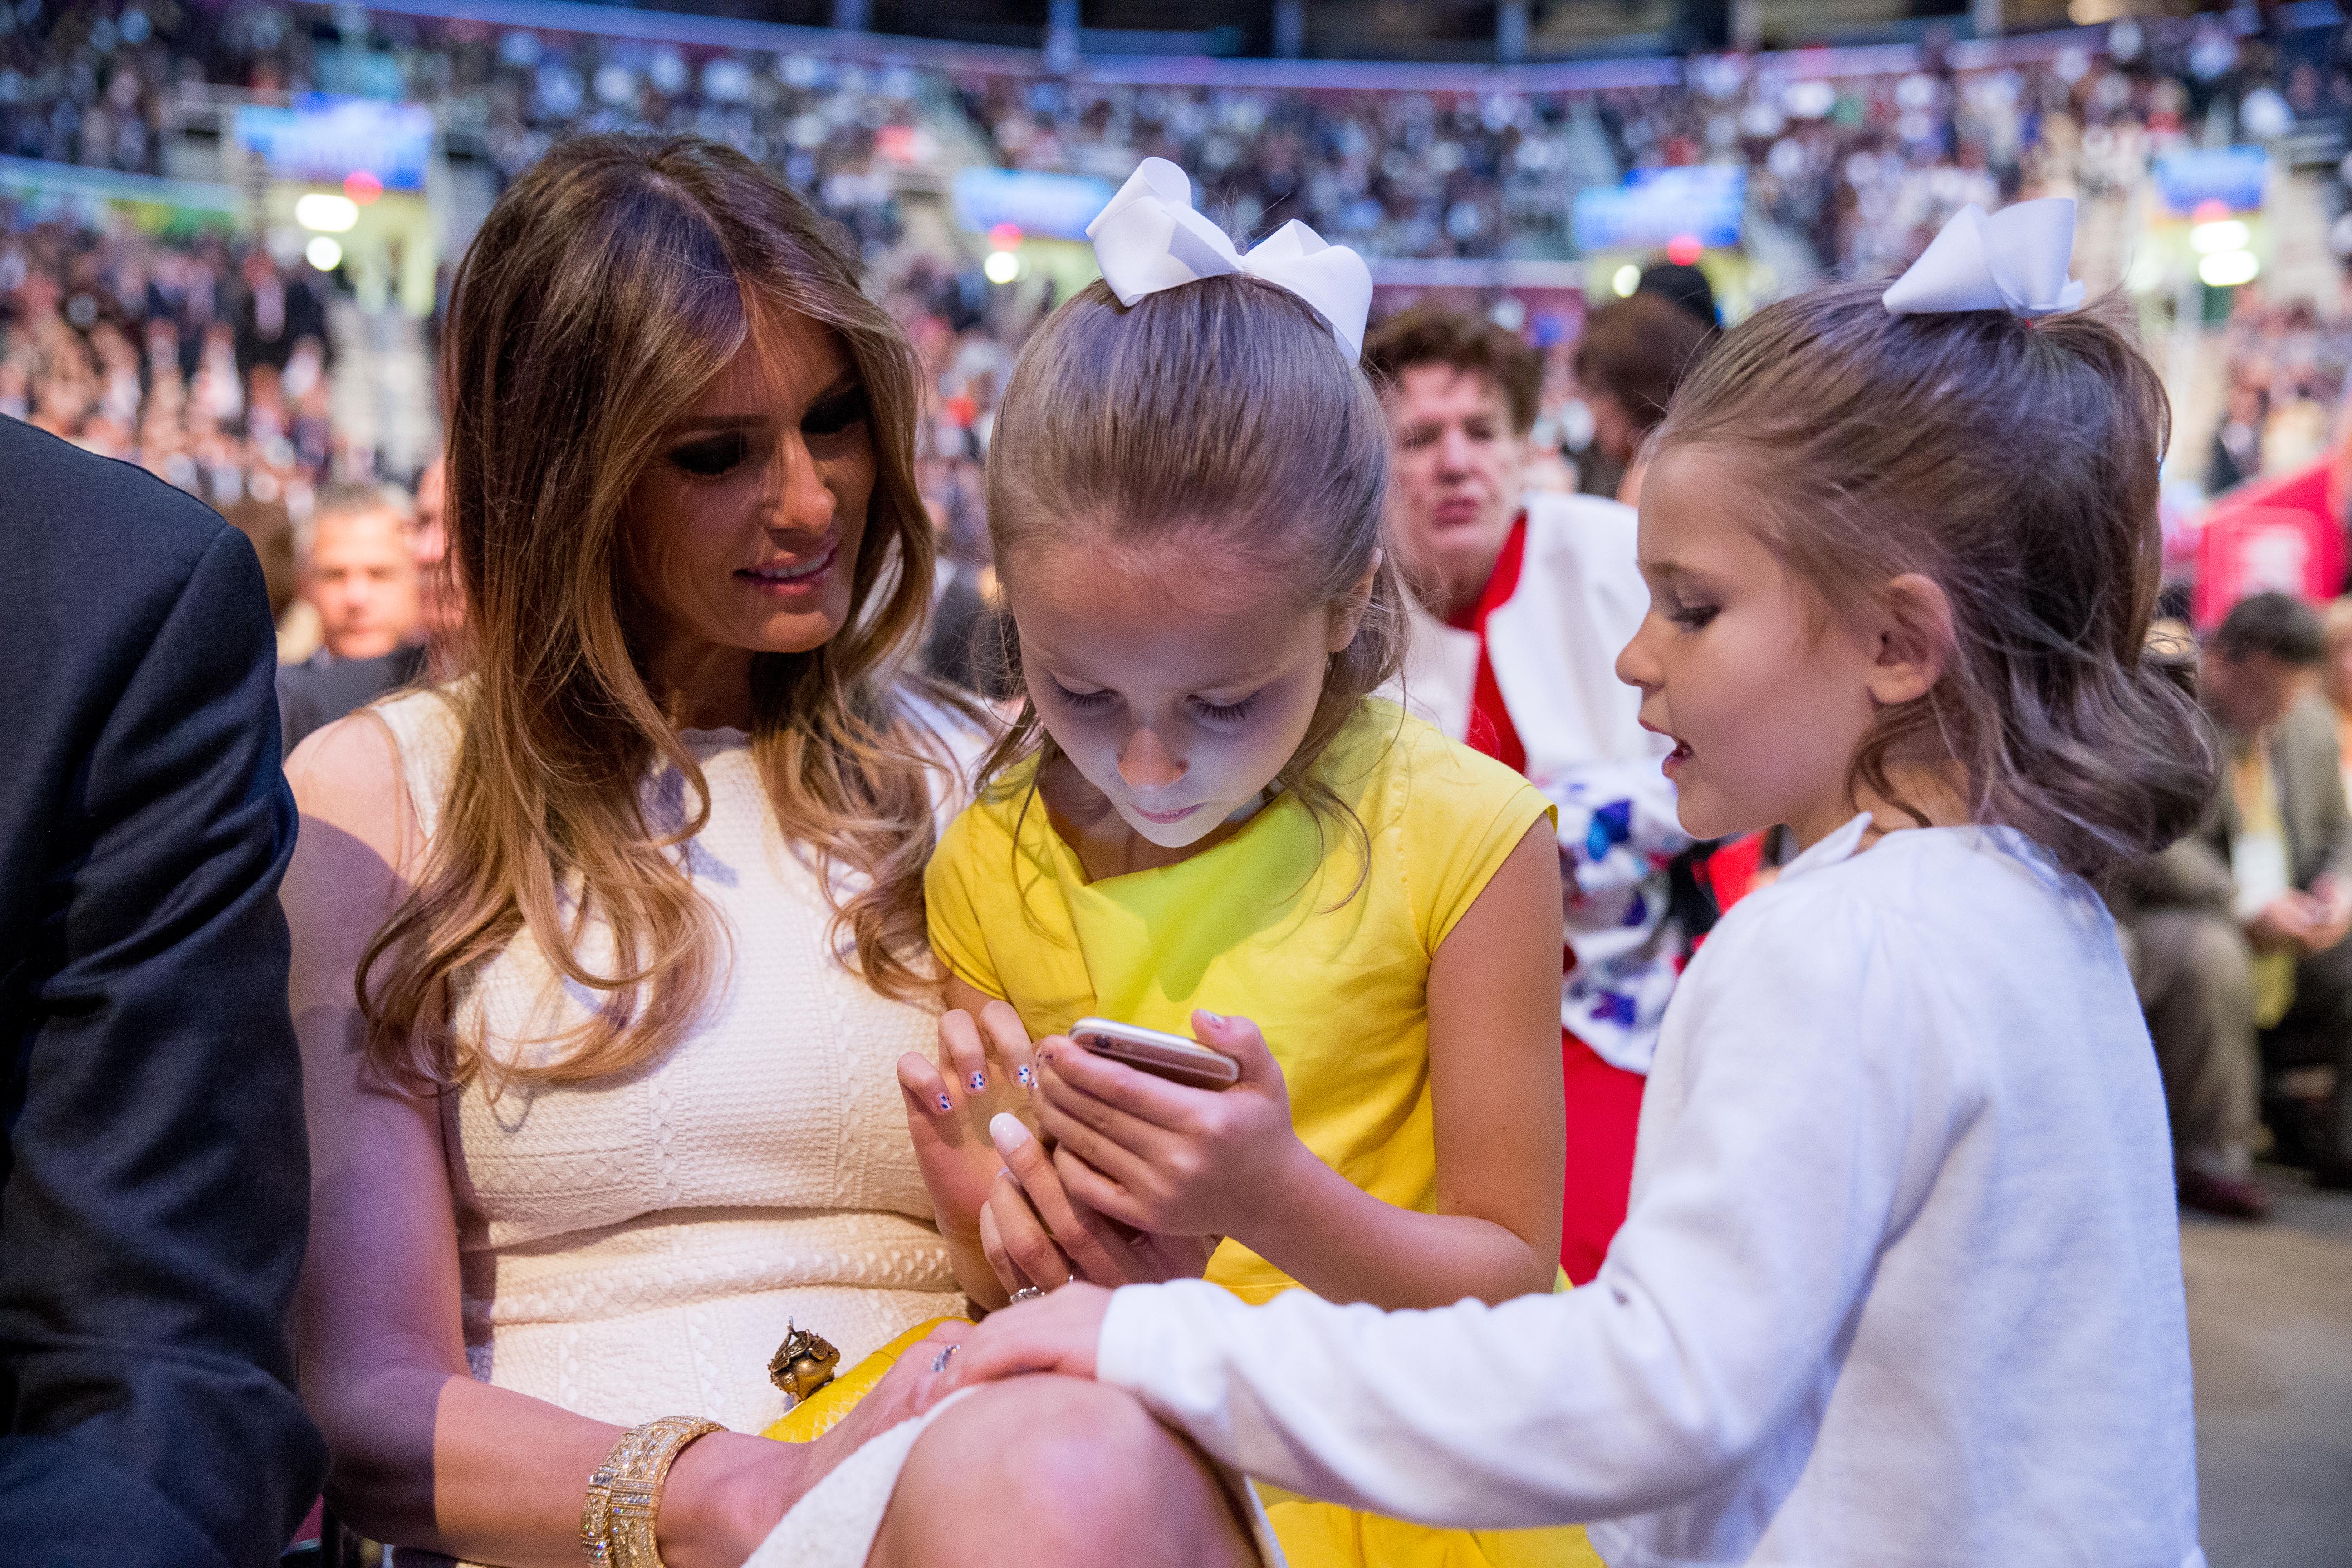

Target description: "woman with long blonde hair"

left=285, top=136, right=1259, bottom=1568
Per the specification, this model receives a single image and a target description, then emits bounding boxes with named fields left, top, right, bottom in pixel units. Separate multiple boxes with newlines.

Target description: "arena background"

left=5, top=0, right=2351, bottom=1562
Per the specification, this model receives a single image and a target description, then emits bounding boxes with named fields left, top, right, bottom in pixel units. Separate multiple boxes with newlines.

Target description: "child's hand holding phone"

left=1034, top=1009, right=1310, bottom=1241
left=980, top=1112, right=1215, bottom=1294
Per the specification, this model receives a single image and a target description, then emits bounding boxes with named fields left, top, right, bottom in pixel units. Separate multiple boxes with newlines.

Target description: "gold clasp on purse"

left=767, top=1322, right=842, bottom=1401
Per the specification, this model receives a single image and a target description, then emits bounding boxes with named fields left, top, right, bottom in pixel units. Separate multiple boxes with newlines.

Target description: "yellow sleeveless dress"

left=926, top=701, right=1603, bottom=1568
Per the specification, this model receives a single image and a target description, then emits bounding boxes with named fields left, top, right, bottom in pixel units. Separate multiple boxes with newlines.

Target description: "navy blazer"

left=0, top=416, right=325, bottom=1565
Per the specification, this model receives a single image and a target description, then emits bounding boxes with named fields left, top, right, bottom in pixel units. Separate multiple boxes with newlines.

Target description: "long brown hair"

left=977, top=275, right=1407, bottom=853
left=1652, top=282, right=2213, bottom=878
left=361, top=135, right=956, bottom=1090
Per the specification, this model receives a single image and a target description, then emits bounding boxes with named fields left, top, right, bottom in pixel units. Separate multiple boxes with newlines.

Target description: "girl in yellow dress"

left=897, top=160, right=1600, bottom=1568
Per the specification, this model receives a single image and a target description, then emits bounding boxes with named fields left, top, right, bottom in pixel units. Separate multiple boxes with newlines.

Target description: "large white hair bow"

left=1086, top=157, right=1374, bottom=357
left=1882, top=197, right=2087, bottom=318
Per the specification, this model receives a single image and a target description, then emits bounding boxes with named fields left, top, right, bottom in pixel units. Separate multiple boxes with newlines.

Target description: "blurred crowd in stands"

left=2207, top=290, right=2352, bottom=493
left=0, top=204, right=348, bottom=641
left=8, top=0, right=2352, bottom=274
left=15, top=0, right=2352, bottom=678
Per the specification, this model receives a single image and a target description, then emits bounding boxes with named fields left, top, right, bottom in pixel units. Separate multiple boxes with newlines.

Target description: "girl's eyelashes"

left=1044, top=677, right=1260, bottom=724
left=1670, top=603, right=1720, bottom=631
left=1190, top=693, right=1260, bottom=724
left=667, top=431, right=749, bottom=477
left=1047, top=678, right=1117, bottom=712
left=803, top=386, right=870, bottom=438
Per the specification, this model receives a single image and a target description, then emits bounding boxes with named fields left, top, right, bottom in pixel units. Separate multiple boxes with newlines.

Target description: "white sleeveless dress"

left=375, top=685, right=974, bottom=1566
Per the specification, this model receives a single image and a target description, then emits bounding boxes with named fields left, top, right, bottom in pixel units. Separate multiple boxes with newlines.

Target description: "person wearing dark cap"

left=0, top=414, right=325, bottom=1564
left=1635, top=259, right=1719, bottom=329
left=1571, top=291, right=1715, bottom=503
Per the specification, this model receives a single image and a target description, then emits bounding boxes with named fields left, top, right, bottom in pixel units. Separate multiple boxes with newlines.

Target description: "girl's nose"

left=1615, top=617, right=1662, bottom=693
left=1117, top=727, right=1186, bottom=794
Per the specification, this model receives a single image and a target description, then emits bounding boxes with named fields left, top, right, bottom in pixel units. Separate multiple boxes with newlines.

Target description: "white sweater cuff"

left=1096, top=1278, right=1235, bottom=1399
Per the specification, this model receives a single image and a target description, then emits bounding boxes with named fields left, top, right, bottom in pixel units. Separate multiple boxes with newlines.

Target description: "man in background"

left=0, top=413, right=324, bottom=1564
left=1366, top=306, right=1692, bottom=1284
left=276, top=482, right=426, bottom=756
left=2112, top=592, right=2352, bottom=1220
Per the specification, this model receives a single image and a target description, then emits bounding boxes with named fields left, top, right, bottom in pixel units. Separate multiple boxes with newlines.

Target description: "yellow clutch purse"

left=760, top=1317, right=970, bottom=1442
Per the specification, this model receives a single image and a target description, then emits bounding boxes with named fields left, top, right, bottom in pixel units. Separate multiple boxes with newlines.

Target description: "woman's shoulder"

left=284, top=705, right=422, bottom=876
left=365, top=677, right=469, bottom=759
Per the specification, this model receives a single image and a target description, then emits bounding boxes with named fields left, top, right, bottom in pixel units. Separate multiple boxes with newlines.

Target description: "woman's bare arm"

left=284, top=715, right=832, bottom=1568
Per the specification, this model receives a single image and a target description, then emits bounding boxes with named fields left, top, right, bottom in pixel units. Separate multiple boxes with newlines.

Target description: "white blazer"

left=1392, top=491, right=1690, bottom=1073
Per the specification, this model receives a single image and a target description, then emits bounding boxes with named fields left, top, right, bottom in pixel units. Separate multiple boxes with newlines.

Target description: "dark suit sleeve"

left=0, top=527, right=326, bottom=1566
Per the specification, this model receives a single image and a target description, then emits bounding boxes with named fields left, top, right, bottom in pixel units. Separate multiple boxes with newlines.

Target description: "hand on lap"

left=916, top=1287, right=1112, bottom=1409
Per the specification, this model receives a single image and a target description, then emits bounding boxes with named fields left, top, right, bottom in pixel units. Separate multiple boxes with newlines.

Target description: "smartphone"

left=1069, top=1017, right=1241, bottom=1089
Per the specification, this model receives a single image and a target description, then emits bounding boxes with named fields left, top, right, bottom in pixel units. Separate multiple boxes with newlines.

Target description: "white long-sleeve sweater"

left=1098, top=817, right=2204, bottom=1568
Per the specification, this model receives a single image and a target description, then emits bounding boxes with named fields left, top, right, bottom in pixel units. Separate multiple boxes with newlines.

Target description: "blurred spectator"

left=1636, top=260, right=1719, bottom=330
left=2325, top=598, right=2352, bottom=797
left=2277, top=593, right=2352, bottom=1189
left=275, top=483, right=426, bottom=756
left=1367, top=304, right=1688, bottom=1284
left=2207, top=383, right=2267, bottom=496
left=2111, top=593, right=2352, bottom=1220
left=2, top=206, right=341, bottom=529
left=230, top=252, right=327, bottom=378
left=1572, top=290, right=1715, bottom=503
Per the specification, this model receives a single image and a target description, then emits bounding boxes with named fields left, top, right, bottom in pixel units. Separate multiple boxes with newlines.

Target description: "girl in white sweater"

left=920, top=206, right=2217, bottom=1568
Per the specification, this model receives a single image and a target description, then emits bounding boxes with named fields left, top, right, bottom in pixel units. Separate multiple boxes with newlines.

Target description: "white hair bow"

left=1882, top=197, right=2087, bottom=319
left=1086, top=157, right=1374, bottom=357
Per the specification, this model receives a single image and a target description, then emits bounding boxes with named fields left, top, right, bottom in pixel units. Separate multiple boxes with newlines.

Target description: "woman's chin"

left=737, top=603, right=853, bottom=657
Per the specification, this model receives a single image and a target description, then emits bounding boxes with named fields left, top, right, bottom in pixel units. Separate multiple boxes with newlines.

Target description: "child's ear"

left=1866, top=573, right=1955, bottom=708
left=1326, top=549, right=1383, bottom=654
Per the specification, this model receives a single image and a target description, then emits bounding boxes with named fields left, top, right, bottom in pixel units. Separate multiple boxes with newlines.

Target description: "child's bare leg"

left=867, top=1376, right=1259, bottom=1568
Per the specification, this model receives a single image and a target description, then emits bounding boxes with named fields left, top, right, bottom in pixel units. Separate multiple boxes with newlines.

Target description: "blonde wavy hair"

left=360, top=135, right=961, bottom=1090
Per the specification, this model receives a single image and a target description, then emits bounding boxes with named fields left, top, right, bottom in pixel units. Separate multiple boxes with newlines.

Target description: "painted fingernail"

left=990, top=1112, right=1033, bottom=1154
left=937, top=1093, right=954, bottom=1112
left=968, top=1071, right=987, bottom=1093
left=1016, top=1064, right=1036, bottom=1088
left=1200, top=1010, right=1225, bottom=1026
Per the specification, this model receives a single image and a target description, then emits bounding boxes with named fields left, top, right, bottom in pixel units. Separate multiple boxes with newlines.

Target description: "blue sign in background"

left=2152, top=147, right=2269, bottom=216
left=951, top=167, right=1117, bottom=241
left=234, top=96, right=434, bottom=192
left=1573, top=165, right=1746, bottom=253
